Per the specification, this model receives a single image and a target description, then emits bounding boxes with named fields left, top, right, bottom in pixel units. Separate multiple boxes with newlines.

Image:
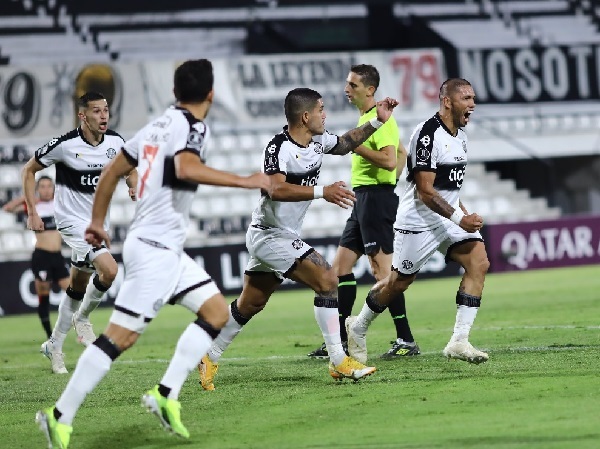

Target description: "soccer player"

left=22, top=92, right=137, bottom=374
left=198, top=87, right=399, bottom=390
left=346, top=78, right=490, bottom=365
left=308, top=64, right=419, bottom=360
left=2, top=176, right=70, bottom=338
left=35, top=58, right=269, bottom=449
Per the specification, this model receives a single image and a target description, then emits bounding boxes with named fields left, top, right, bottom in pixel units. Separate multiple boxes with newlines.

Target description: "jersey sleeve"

left=319, top=130, right=340, bottom=154
left=35, top=137, right=63, bottom=167
left=173, top=119, right=207, bottom=161
left=122, top=131, right=140, bottom=164
left=263, top=137, right=288, bottom=175
left=411, top=121, right=438, bottom=173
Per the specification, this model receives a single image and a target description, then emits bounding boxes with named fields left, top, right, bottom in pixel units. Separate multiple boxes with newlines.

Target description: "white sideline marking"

left=7, top=333, right=599, bottom=370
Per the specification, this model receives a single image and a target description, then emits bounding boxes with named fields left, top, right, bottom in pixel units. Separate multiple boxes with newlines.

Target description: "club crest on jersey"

left=402, top=260, right=414, bottom=270
left=267, top=144, right=276, bottom=154
left=416, top=147, right=430, bottom=161
left=106, top=148, right=116, bottom=159
left=313, top=143, right=323, bottom=154
left=462, top=141, right=467, bottom=153
left=292, top=239, right=304, bottom=250
left=153, top=298, right=163, bottom=312
left=187, top=131, right=204, bottom=149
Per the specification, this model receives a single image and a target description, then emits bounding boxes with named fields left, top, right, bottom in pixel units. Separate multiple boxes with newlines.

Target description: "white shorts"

left=110, top=233, right=221, bottom=333
left=59, top=222, right=109, bottom=273
left=392, top=221, right=483, bottom=275
left=245, top=225, right=313, bottom=280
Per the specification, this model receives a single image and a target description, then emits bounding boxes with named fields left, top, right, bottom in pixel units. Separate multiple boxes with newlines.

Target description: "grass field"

left=1, top=265, right=599, bottom=449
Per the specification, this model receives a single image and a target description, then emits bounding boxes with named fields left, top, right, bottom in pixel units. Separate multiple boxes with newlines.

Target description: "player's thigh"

left=91, top=251, right=118, bottom=282
left=170, top=253, right=222, bottom=315
left=357, top=188, right=398, bottom=255
left=391, top=228, right=445, bottom=275
left=288, top=249, right=337, bottom=294
left=246, top=226, right=311, bottom=280
left=110, top=238, right=181, bottom=333
left=62, top=225, right=109, bottom=274
left=439, top=224, right=485, bottom=267
left=237, top=272, right=282, bottom=315
left=367, top=249, right=393, bottom=281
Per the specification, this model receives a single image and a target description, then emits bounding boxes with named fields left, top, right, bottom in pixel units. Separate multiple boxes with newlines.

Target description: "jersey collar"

left=77, top=127, right=105, bottom=146
left=434, top=112, right=460, bottom=137
left=283, top=125, right=309, bottom=148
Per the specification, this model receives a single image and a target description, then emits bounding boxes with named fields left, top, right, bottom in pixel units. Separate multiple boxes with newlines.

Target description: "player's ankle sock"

left=387, top=292, right=415, bottom=343
left=160, top=319, right=219, bottom=400
left=52, top=288, right=84, bottom=345
left=313, top=297, right=345, bottom=366
left=354, top=292, right=387, bottom=335
left=337, top=274, right=356, bottom=342
left=207, top=300, right=248, bottom=363
left=78, top=275, right=109, bottom=320
left=450, top=292, right=481, bottom=341
left=55, top=335, right=119, bottom=425
left=38, top=294, right=52, bottom=338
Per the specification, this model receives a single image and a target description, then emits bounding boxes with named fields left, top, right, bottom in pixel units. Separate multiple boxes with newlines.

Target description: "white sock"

left=77, top=279, right=106, bottom=320
left=160, top=323, right=213, bottom=400
left=450, top=305, right=479, bottom=342
left=314, top=305, right=346, bottom=366
left=55, top=344, right=112, bottom=425
left=50, top=296, right=80, bottom=349
left=353, top=303, right=382, bottom=336
left=207, top=306, right=243, bottom=363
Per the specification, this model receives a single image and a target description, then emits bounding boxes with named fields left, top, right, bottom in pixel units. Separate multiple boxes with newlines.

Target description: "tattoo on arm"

left=329, top=122, right=376, bottom=155
left=428, top=193, right=455, bottom=218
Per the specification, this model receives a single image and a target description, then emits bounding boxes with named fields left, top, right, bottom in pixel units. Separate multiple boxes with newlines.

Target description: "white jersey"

left=35, top=128, right=124, bottom=231
left=122, top=106, right=209, bottom=252
left=396, top=113, right=468, bottom=231
left=251, top=126, right=339, bottom=235
left=36, top=200, right=57, bottom=231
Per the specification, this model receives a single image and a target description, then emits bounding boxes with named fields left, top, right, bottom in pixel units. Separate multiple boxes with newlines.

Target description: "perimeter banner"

left=485, top=215, right=600, bottom=271
left=0, top=236, right=459, bottom=317
left=0, top=48, right=445, bottom=142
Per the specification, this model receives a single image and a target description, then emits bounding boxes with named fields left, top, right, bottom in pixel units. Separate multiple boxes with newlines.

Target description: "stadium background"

left=0, top=0, right=599, bottom=316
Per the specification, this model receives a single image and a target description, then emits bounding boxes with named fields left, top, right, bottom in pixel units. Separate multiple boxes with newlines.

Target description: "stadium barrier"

left=0, top=236, right=460, bottom=316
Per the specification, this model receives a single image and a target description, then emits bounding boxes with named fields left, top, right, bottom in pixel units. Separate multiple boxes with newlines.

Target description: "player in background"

left=22, top=92, right=137, bottom=374
left=2, top=176, right=70, bottom=338
left=35, top=59, right=269, bottom=449
left=198, top=87, right=399, bottom=390
left=345, top=78, right=490, bottom=365
left=308, top=64, right=419, bottom=360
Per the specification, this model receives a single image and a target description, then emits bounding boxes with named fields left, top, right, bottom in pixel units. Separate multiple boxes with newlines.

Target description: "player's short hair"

left=174, top=59, right=214, bottom=103
left=36, top=176, right=54, bottom=189
left=78, top=92, right=106, bottom=108
left=284, top=88, right=322, bottom=124
left=439, top=78, right=472, bottom=100
left=350, top=64, right=380, bottom=90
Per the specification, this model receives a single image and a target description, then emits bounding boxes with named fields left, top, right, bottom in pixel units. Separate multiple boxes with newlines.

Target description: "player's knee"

left=473, top=254, right=490, bottom=277
left=314, top=270, right=337, bottom=296
left=98, top=264, right=118, bottom=285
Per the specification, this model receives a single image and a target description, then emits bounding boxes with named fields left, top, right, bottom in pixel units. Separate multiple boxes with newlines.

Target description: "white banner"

left=0, top=49, right=445, bottom=143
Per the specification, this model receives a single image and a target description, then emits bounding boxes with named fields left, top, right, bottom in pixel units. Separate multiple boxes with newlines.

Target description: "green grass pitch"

left=1, top=265, right=599, bottom=448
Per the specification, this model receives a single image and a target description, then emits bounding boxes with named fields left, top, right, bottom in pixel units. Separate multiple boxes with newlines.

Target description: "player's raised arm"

left=329, top=97, right=399, bottom=155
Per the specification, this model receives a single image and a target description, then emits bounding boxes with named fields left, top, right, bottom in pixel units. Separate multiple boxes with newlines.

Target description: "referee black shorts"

left=338, top=184, right=398, bottom=256
left=31, top=248, right=70, bottom=282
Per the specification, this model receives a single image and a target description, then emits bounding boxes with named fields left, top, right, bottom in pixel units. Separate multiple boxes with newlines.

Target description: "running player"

left=346, top=78, right=490, bottom=365
left=35, top=59, right=269, bottom=449
left=22, top=92, right=137, bottom=374
left=198, top=87, right=399, bottom=390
